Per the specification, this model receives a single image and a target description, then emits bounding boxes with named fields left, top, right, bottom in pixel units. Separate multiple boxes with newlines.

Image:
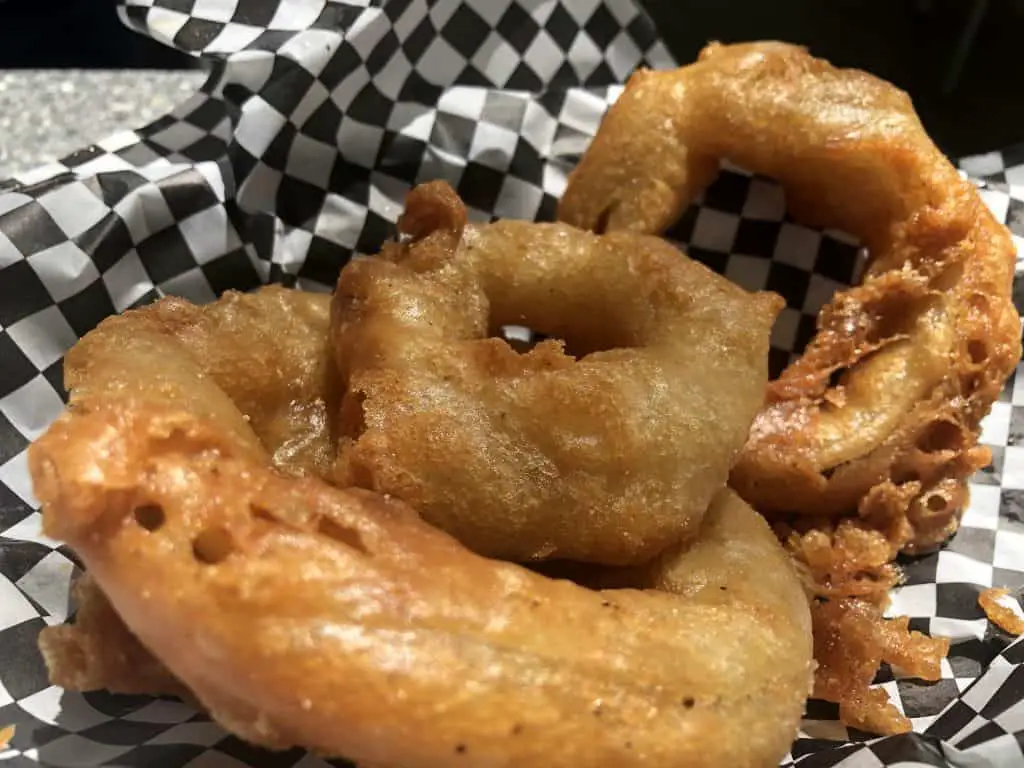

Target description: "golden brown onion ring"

left=37, top=286, right=335, bottom=704
left=559, top=41, right=1020, bottom=551
left=62, top=285, right=337, bottom=479
left=332, top=181, right=783, bottom=566
left=30, top=295, right=813, bottom=767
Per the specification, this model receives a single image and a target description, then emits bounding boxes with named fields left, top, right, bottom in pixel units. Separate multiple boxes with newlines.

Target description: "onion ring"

left=31, top=290, right=813, bottom=767
left=558, top=40, right=1020, bottom=553
left=61, top=285, right=338, bottom=479
left=332, top=180, right=783, bottom=565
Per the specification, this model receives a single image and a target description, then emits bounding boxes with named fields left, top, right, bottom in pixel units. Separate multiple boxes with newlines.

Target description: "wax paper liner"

left=0, top=1, right=1023, bottom=766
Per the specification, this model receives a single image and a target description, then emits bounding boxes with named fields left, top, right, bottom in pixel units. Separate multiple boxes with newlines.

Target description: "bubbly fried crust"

left=332, top=181, right=783, bottom=565
left=64, top=285, right=336, bottom=479
left=559, top=41, right=1020, bottom=552
left=32, top=268, right=811, bottom=766
left=811, top=598, right=948, bottom=734
left=594, top=489, right=815, bottom=747
left=32, top=404, right=813, bottom=768
left=614, top=490, right=813, bottom=633
left=36, top=285, right=336, bottom=702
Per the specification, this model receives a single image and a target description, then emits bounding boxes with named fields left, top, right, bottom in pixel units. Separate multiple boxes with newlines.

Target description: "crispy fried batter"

left=65, top=285, right=336, bottom=479
left=558, top=40, right=1018, bottom=732
left=37, top=286, right=337, bottom=706
left=811, top=598, right=948, bottom=734
left=777, top=519, right=902, bottom=604
left=979, top=588, right=1024, bottom=635
left=559, top=40, right=1019, bottom=551
left=33, top=235, right=812, bottom=765
left=333, top=181, right=783, bottom=565
left=32, top=402, right=813, bottom=768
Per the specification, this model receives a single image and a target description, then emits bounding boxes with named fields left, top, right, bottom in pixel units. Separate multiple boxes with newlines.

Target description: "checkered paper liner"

left=0, top=1, right=1023, bottom=766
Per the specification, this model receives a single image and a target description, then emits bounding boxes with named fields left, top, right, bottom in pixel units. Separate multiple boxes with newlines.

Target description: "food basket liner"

left=0, top=1, right=1022, bottom=765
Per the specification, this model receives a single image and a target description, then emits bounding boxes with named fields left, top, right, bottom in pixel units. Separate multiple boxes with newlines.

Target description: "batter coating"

left=333, top=181, right=782, bottom=565
left=559, top=41, right=1020, bottom=554
left=31, top=283, right=813, bottom=767
left=32, top=406, right=812, bottom=768
left=62, top=285, right=337, bottom=479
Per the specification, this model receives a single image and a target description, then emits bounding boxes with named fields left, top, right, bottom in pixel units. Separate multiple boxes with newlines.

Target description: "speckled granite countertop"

left=0, top=70, right=207, bottom=178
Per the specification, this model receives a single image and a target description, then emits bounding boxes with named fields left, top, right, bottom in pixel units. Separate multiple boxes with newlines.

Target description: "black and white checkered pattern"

left=0, top=1, right=1022, bottom=766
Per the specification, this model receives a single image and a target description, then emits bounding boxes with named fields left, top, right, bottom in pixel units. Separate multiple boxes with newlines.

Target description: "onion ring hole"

left=491, top=324, right=621, bottom=360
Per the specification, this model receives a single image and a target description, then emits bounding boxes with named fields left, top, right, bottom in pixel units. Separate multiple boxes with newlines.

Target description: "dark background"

left=0, top=0, right=1022, bottom=157
left=642, top=0, right=1024, bottom=157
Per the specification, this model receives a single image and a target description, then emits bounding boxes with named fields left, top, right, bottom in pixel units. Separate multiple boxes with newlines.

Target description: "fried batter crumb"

left=811, top=597, right=948, bottom=734
left=979, top=588, right=1024, bottom=635
left=774, top=483, right=954, bottom=734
